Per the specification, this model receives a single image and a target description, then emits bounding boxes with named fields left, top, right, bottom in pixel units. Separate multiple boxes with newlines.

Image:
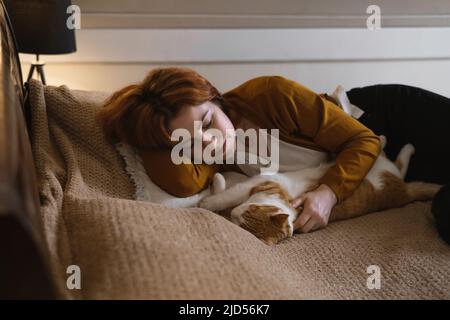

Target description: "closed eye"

left=203, top=114, right=213, bottom=130
left=203, top=120, right=212, bottom=130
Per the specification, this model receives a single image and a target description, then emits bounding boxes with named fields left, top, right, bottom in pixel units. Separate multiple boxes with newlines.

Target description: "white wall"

left=19, top=27, right=450, bottom=98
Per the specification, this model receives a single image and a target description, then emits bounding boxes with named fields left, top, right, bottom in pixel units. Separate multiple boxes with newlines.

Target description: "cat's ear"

left=270, top=213, right=289, bottom=227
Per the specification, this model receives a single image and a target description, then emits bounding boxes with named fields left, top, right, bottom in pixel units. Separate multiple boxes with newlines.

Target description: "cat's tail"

left=407, top=181, right=442, bottom=202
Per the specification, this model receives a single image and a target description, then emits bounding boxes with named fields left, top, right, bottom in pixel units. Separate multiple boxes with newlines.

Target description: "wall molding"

left=72, top=0, right=450, bottom=28
left=79, top=13, right=450, bottom=29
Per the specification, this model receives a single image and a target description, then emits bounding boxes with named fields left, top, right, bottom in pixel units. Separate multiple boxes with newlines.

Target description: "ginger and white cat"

left=199, top=136, right=441, bottom=245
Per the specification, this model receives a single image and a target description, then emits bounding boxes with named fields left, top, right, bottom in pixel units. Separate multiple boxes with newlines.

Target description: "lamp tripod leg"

left=36, top=65, right=47, bottom=85
left=26, top=64, right=36, bottom=83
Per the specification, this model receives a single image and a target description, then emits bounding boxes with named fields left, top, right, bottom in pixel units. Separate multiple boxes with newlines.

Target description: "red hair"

left=96, top=67, right=225, bottom=148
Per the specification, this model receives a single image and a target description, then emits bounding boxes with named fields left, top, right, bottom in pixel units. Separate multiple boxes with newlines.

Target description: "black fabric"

left=432, top=185, right=450, bottom=245
left=346, top=84, right=450, bottom=184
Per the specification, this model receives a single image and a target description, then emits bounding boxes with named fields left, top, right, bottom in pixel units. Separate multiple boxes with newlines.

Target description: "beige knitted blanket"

left=28, top=79, right=450, bottom=299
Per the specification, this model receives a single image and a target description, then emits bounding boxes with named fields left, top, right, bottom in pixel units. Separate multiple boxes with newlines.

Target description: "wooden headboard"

left=0, top=0, right=56, bottom=299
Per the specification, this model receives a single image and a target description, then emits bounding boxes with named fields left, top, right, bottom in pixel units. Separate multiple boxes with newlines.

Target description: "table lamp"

left=4, top=0, right=77, bottom=85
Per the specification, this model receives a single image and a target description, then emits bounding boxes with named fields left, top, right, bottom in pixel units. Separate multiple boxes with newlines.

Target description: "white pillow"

left=115, top=142, right=212, bottom=208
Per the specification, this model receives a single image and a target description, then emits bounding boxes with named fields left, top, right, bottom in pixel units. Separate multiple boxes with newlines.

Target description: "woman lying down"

left=96, top=67, right=450, bottom=245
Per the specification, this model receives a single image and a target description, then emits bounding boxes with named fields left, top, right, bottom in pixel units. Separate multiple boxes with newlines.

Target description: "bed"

left=0, top=2, right=449, bottom=300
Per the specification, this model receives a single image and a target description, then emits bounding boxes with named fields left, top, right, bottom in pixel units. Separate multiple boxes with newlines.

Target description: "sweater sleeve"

left=269, top=76, right=381, bottom=203
left=138, top=148, right=220, bottom=197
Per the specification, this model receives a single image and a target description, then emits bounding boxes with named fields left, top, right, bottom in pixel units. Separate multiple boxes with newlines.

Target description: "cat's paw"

left=212, top=173, right=226, bottom=194
left=403, top=143, right=415, bottom=156
left=198, top=195, right=221, bottom=212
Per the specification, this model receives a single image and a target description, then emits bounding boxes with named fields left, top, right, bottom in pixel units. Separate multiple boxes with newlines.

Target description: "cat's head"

left=231, top=203, right=294, bottom=245
left=230, top=180, right=297, bottom=245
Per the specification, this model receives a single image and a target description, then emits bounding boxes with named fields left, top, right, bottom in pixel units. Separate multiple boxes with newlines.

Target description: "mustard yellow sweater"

left=138, top=76, right=380, bottom=203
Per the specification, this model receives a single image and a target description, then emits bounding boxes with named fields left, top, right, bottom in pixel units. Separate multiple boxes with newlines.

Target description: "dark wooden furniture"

left=0, top=0, right=57, bottom=299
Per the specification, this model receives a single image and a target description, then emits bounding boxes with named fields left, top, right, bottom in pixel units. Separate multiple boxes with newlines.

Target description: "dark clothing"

left=346, top=84, right=450, bottom=184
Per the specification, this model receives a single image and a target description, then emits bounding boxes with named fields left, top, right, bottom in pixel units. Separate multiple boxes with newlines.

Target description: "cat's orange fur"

left=240, top=204, right=291, bottom=245
left=199, top=140, right=441, bottom=245
left=240, top=159, right=439, bottom=245
left=250, top=181, right=293, bottom=203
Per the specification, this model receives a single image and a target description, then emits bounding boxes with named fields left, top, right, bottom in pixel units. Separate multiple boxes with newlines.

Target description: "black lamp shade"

left=4, top=0, right=76, bottom=55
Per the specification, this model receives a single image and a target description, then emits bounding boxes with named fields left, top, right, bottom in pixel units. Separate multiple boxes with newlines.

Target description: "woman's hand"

left=291, top=184, right=337, bottom=233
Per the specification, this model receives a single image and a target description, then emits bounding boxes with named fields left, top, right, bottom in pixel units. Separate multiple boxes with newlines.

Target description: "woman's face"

left=168, top=101, right=236, bottom=161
